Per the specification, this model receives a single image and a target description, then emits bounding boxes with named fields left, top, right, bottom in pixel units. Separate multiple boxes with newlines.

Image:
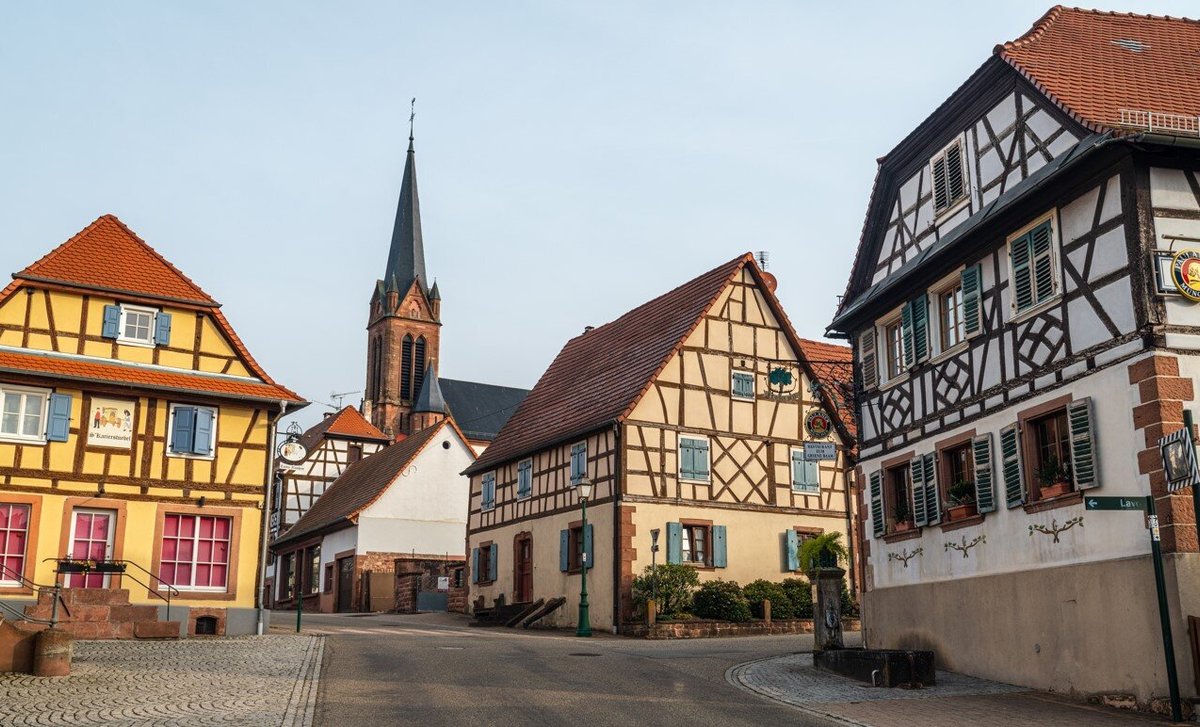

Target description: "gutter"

left=611, top=422, right=621, bottom=635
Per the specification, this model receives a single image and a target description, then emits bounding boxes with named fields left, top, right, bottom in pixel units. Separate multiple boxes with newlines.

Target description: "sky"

left=1, top=1, right=1195, bottom=431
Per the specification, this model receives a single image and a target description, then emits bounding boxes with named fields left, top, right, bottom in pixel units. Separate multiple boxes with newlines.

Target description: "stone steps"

left=24, top=588, right=178, bottom=640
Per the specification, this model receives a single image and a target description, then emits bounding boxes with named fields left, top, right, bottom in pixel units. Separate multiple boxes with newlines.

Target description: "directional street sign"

left=1085, top=496, right=1147, bottom=511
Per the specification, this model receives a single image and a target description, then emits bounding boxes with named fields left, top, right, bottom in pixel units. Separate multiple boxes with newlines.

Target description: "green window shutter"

left=869, top=471, right=885, bottom=538
left=154, top=312, right=172, bottom=346
left=961, top=264, right=982, bottom=335
left=488, top=544, right=498, bottom=581
left=1000, top=423, right=1025, bottom=509
left=911, top=295, right=929, bottom=364
left=583, top=524, right=594, bottom=570
left=901, top=301, right=915, bottom=368
left=1031, top=221, right=1055, bottom=304
left=1010, top=232, right=1034, bottom=311
left=922, top=453, right=940, bottom=525
left=472, top=548, right=480, bottom=583
left=859, top=330, right=878, bottom=389
left=1068, top=398, right=1100, bottom=490
left=712, top=525, right=727, bottom=568
left=192, top=407, right=214, bottom=455
left=972, top=434, right=996, bottom=513
left=101, top=305, right=121, bottom=339
left=46, top=393, right=72, bottom=442
left=785, top=530, right=799, bottom=571
left=909, top=457, right=927, bottom=526
left=170, top=406, right=195, bottom=453
left=666, top=522, right=682, bottom=564
left=559, top=530, right=569, bottom=572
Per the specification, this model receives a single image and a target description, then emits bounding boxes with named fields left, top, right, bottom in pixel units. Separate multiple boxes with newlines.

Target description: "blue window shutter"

left=488, top=544, right=498, bottom=581
left=666, top=522, right=682, bottom=564
left=171, top=406, right=195, bottom=453
left=46, top=393, right=72, bottom=442
left=154, top=312, right=172, bottom=346
left=791, top=449, right=804, bottom=489
left=785, top=530, right=800, bottom=571
left=805, top=461, right=819, bottom=491
left=961, top=264, right=982, bottom=335
left=712, top=525, right=727, bottom=568
left=472, top=548, right=480, bottom=583
left=101, top=305, right=121, bottom=339
left=584, top=524, right=594, bottom=570
left=560, top=530, right=569, bottom=572
left=696, top=439, right=709, bottom=478
left=192, top=407, right=214, bottom=455
left=680, top=439, right=694, bottom=479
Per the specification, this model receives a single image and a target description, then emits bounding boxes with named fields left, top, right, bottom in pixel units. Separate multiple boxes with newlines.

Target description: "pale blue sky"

left=1, top=2, right=1193, bottom=429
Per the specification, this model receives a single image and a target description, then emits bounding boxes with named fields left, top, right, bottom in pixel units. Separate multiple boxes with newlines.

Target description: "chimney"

left=583, top=325, right=595, bottom=334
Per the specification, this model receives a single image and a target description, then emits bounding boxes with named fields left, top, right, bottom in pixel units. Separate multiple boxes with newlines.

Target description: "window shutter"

left=192, top=407, right=214, bottom=455
left=488, top=544, right=498, bottom=581
left=1000, top=423, right=1025, bottom=508
left=785, top=530, right=800, bottom=571
left=472, top=548, right=480, bottom=583
left=712, top=525, right=727, bottom=568
left=680, top=439, right=695, bottom=479
left=859, top=330, right=877, bottom=389
left=1068, top=398, right=1099, bottom=490
left=803, top=460, right=820, bottom=492
left=945, top=142, right=965, bottom=203
left=869, top=471, right=885, bottom=538
left=911, top=295, right=929, bottom=364
left=961, top=264, right=982, bottom=336
left=932, top=154, right=949, bottom=211
left=791, top=449, right=803, bottom=489
left=101, top=305, right=121, bottom=339
left=922, top=453, right=940, bottom=525
left=901, top=301, right=915, bottom=368
left=1010, top=233, right=1034, bottom=311
left=695, top=439, right=709, bottom=479
left=46, top=393, right=72, bottom=442
left=972, top=434, right=996, bottom=513
left=666, top=522, right=682, bottom=564
left=583, top=523, right=594, bottom=570
left=910, top=457, right=927, bottom=527
left=1031, top=221, right=1055, bottom=304
left=559, top=530, right=569, bottom=572
left=154, top=312, right=172, bottom=346
left=171, top=406, right=195, bottom=453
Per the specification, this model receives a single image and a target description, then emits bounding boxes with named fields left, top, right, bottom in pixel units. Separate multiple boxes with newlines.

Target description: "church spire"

left=384, top=97, right=427, bottom=296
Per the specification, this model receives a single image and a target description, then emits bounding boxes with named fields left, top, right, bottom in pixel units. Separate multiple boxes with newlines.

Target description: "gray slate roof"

left=439, top=378, right=529, bottom=442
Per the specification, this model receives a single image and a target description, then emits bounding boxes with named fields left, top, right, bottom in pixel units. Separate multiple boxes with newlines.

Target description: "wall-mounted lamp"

left=197, top=496, right=206, bottom=508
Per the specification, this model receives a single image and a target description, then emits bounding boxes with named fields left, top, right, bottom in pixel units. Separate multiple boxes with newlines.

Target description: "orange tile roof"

left=16, top=215, right=217, bottom=305
left=298, top=406, right=388, bottom=451
left=0, top=346, right=302, bottom=403
left=997, top=6, right=1200, bottom=133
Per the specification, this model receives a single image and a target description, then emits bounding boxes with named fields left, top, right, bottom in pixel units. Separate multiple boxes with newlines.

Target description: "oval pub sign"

left=1171, top=250, right=1200, bottom=301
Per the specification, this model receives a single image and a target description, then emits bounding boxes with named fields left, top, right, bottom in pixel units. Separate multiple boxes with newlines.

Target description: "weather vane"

left=409, top=97, right=416, bottom=141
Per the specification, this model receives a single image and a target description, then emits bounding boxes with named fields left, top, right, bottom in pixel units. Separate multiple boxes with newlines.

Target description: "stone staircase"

left=22, top=588, right=180, bottom=640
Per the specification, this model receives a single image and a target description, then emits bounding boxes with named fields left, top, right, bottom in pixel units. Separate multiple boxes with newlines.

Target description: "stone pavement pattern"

left=732, top=653, right=1166, bottom=726
left=0, top=634, right=323, bottom=727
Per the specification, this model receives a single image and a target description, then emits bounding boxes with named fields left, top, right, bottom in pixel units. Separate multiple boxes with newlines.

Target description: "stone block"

left=1129, top=355, right=1179, bottom=384
left=1134, top=400, right=1184, bottom=430
left=814, top=647, right=936, bottom=687
left=1139, top=376, right=1195, bottom=404
left=134, top=621, right=181, bottom=640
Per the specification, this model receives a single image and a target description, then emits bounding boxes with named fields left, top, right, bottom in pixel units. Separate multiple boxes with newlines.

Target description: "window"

left=1032, top=409, right=1072, bottom=496
left=347, top=445, right=362, bottom=465
left=886, top=464, right=912, bottom=531
left=666, top=521, right=727, bottom=567
left=280, top=553, right=295, bottom=600
left=160, top=514, right=231, bottom=591
left=940, top=441, right=976, bottom=516
left=1009, top=219, right=1057, bottom=314
left=681, top=524, right=708, bottom=565
left=323, top=563, right=334, bottom=593
left=168, top=404, right=217, bottom=457
left=0, top=388, right=47, bottom=442
left=938, top=283, right=965, bottom=350
left=885, top=320, right=905, bottom=379
left=679, top=436, right=710, bottom=482
left=517, top=459, right=532, bottom=499
left=473, top=543, right=496, bottom=584
left=931, top=139, right=967, bottom=214
left=121, top=306, right=155, bottom=344
left=570, top=442, right=587, bottom=484
left=481, top=472, right=496, bottom=511
left=101, top=304, right=170, bottom=347
left=784, top=528, right=821, bottom=571
left=560, top=525, right=594, bottom=572
left=305, top=546, right=321, bottom=595
left=731, top=371, right=755, bottom=400
left=0, top=504, right=30, bottom=585
left=1000, top=398, right=1098, bottom=509
left=791, top=448, right=820, bottom=493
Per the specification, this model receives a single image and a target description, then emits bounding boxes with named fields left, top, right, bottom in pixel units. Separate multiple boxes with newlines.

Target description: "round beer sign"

left=1171, top=250, right=1200, bottom=301
left=805, top=410, right=834, bottom=440
left=278, top=440, right=307, bottom=463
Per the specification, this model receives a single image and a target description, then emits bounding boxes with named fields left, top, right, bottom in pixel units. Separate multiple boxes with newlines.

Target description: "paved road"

left=298, top=611, right=845, bottom=727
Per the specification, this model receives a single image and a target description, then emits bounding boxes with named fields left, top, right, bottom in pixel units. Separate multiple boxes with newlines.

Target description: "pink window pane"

left=196, top=564, right=211, bottom=586
left=3, top=555, right=22, bottom=576
left=175, top=564, right=191, bottom=585
left=162, top=538, right=178, bottom=561
left=198, top=541, right=212, bottom=562
left=179, top=517, right=195, bottom=538
left=213, top=518, right=230, bottom=539
left=210, top=564, right=227, bottom=588
left=8, top=532, right=25, bottom=554
left=199, top=517, right=214, bottom=539
left=90, top=516, right=109, bottom=540
left=71, top=538, right=91, bottom=559
left=87, top=541, right=106, bottom=560
left=0, top=506, right=8, bottom=529
left=177, top=540, right=193, bottom=562
left=164, top=515, right=179, bottom=537
left=74, top=513, right=90, bottom=535
left=213, top=541, right=228, bottom=563
left=10, top=506, right=27, bottom=529
left=159, top=564, right=176, bottom=585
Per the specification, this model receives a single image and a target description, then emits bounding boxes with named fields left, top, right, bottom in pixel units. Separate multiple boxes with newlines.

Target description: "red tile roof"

left=797, top=339, right=856, bottom=439
left=16, top=215, right=217, bottom=305
left=997, top=6, right=1200, bottom=133
left=0, top=348, right=302, bottom=403
left=298, top=406, right=388, bottom=451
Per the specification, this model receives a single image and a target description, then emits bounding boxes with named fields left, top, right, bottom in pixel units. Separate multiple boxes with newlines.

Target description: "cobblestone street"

left=0, top=635, right=322, bottom=727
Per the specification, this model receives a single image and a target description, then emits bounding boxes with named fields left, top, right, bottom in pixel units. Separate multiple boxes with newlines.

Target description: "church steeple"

left=383, top=99, right=427, bottom=296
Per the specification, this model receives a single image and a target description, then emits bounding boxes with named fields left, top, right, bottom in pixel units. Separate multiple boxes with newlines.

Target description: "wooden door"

left=336, top=557, right=355, bottom=612
left=67, top=509, right=115, bottom=588
left=515, top=534, right=533, bottom=603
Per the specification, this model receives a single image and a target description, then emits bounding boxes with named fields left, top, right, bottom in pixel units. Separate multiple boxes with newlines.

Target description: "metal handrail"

left=47, top=557, right=182, bottom=621
left=0, top=562, right=71, bottom=627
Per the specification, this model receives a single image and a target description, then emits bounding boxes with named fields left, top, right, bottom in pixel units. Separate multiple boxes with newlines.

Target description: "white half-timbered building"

left=827, top=7, right=1200, bottom=707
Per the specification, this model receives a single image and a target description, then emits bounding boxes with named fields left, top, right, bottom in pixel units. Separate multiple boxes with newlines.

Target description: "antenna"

left=329, top=390, right=360, bottom=409
left=756, top=251, right=770, bottom=270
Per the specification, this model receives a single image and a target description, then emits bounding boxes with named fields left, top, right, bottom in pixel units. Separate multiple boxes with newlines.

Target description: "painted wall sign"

left=1170, top=249, right=1200, bottom=301
left=805, top=410, right=834, bottom=440
left=1160, top=427, right=1199, bottom=492
left=803, top=441, right=837, bottom=461
left=87, top=398, right=135, bottom=449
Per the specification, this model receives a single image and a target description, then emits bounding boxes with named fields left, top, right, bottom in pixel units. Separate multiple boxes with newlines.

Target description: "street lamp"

left=575, top=476, right=593, bottom=637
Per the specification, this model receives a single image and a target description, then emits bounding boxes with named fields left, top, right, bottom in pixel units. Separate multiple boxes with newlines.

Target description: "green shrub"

left=841, top=580, right=860, bottom=617
left=692, top=580, right=752, bottom=622
left=742, top=579, right=796, bottom=619
left=781, top=577, right=813, bottom=619
left=798, top=531, right=849, bottom=571
left=630, top=563, right=699, bottom=616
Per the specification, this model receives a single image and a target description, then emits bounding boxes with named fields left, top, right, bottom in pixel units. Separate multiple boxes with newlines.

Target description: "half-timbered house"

left=464, top=254, right=855, bottom=631
left=827, top=7, right=1200, bottom=705
left=0, top=215, right=305, bottom=637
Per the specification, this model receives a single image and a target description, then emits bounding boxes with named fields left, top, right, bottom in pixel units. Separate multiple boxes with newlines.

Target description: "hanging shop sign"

left=805, top=409, right=834, bottom=440
left=1170, top=250, right=1200, bottom=301
left=764, top=362, right=801, bottom=400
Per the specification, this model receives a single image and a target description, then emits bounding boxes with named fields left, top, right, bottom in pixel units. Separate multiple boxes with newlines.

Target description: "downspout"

left=611, top=422, right=621, bottom=635
left=256, top=399, right=288, bottom=635
left=842, top=455, right=858, bottom=600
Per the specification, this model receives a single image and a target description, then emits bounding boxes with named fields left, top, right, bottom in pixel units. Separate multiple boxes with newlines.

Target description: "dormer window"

left=931, top=139, right=967, bottom=214
left=102, top=304, right=171, bottom=347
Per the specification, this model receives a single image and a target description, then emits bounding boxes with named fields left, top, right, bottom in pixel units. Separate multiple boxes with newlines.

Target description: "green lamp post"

left=576, top=476, right=593, bottom=637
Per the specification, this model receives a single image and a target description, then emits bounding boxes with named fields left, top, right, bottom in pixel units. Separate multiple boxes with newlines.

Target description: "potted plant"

left=946, top=479, right=978, bottom=520
left=799, top=532, right=849, bottom=571
left=1037, top=455, right=1072, bottom=498
left=892, top=497, right=914, bottom=533
left=56, top=559, right=89, bottom=574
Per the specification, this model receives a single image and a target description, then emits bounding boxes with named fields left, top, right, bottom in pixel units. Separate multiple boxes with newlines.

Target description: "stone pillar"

left=809, top=567, right=845, bottom=651
left=33, top=628, right=72, bottom=677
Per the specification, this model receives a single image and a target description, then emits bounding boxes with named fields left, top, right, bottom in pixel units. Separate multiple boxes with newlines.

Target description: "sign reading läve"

left=87, top=398, right=135, bottom=449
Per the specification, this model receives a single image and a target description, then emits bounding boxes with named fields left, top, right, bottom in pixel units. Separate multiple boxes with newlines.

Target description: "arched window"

left=370, top=338, right=383, bottom=400
left=401, top=335, right=414, bottom=400
left=414, top=336, right=427, bottom=398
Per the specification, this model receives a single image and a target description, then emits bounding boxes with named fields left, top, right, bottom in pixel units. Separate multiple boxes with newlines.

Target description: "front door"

left=515, top=535, right=533, bottom=603
left=67, top=509, right=116, bottom=588
left=336, top=557, right=354, bottom=612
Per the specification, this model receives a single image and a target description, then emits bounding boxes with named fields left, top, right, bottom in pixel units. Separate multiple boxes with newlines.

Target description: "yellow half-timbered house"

left=0, top=215, right=304, bottom=637
left=464, top=254, right=855, bottom=631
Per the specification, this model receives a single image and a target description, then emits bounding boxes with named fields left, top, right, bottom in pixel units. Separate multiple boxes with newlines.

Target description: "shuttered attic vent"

left=931, top=139, right=967, bottom=214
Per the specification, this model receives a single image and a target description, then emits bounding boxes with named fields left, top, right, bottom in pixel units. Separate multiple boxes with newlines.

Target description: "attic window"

left=1111, top=38, right=1149, bottom=53
left=931, top=139, right=967, bottom=214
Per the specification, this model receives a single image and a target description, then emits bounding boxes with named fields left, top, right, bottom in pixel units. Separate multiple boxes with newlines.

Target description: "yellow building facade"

left=0, top=215, right=304, bottom=636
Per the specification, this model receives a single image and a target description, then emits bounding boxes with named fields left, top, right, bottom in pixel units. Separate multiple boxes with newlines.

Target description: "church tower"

left=362, top=119, right=442, bottom=437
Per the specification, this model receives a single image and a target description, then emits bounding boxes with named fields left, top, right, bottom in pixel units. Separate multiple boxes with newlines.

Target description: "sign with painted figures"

left=1160, top=427, right=1200, bottom=493
left=87, top=397, right=135, bottom=449
left=1084, top=496, right=1147, bottom=511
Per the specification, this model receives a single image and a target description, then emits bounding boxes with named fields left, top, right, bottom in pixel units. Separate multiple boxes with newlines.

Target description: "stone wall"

left=622, top=618, right=860, bottom=639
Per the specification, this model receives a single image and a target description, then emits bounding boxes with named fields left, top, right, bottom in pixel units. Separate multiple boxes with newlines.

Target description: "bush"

left=692, top=580, right=752, bottom=622
left=742, top=579, right=796, bottom=619
left=781, top=577, right=813, bottom=619
left=841, top=580, right=860, bottom=617
left=630, top=563, right=699, bottom=616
